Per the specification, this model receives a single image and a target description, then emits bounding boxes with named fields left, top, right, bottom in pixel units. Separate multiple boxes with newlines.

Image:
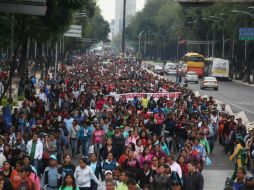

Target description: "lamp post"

left=138, top=31, right=144, bottom=56
left=231, top=10, right=254, bottom=61
left=202, top=18, right=217, bottom=57
left=121, top=0, right=127, bottom=56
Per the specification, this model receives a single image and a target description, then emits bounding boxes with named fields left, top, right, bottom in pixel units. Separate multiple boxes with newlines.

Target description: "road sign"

left=239, top=28, right=254, bottom=40
left=0, top=0, right=46, bottom=15
left=64, top=25, right=82, bottom=38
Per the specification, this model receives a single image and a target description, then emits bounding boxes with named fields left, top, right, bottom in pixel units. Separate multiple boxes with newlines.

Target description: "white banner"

left=108, top=92, right=181, bottom=101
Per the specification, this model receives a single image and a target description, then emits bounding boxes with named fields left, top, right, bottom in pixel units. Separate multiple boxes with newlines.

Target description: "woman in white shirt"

left=74, top=158, right=100, bottom=190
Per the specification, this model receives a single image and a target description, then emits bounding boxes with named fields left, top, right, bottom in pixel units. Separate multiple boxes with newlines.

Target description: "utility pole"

left=121, top=0, right=126, bottom=56
left=144, top=32, right=147, bottom=59
left=9, top=15, right=14, bottom=100
left=54, top=42, right=58, bottom=79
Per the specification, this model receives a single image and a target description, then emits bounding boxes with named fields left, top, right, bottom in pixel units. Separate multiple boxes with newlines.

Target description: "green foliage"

left=126, top=0, right=254, bottom=60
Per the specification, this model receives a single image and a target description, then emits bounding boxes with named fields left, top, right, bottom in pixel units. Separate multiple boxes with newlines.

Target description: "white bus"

left=204, top=57, right=230, bottom=79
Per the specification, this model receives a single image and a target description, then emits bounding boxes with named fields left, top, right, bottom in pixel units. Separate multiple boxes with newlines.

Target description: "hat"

left=119, top=125, right=124, bottom=129
left=246, top=173, right=254, bottom=181
left=115, top=126, right=120, bottom=129
left=104, top=170, right=113, bottom=175
left=236, top=135, right=244, bottom=142
left=224, top=178, right=234, bottom=189
left=172, top=180, right=181, bottom=186
left=248, top=127, right=254, bottom=132
left=236, top=118, right=242, bottom=120
left=49, top=155, right=57, bottom=160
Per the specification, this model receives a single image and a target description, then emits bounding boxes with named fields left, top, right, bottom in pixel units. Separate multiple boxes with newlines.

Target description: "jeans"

left=94, top=143, right=102, bottom=158
left=70, top=138, right=77, bottom=157
left=81, top=139, right=90, bottom=158
left=207, top=136, right=216, bottom=153
left=31, top=159, right=42, bottom=176
left=177, top=137, right=185, bottom=152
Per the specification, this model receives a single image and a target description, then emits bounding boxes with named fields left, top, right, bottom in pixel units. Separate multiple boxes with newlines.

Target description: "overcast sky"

left=97, top=0, right=145, bottom=23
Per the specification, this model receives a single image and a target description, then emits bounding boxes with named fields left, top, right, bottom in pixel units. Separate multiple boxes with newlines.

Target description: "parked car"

left=164, top=62, right=177, bottom=75
left=154, top=65, right=164, bottom=75
left=200, top=77, right=219, bottom=90
left=185, top=71, right=199, bottom=83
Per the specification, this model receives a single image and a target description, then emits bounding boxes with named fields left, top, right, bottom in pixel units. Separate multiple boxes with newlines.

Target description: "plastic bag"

left=89, top=145, right=95, bottom=154
left=206, top=156, right=212, bottom=166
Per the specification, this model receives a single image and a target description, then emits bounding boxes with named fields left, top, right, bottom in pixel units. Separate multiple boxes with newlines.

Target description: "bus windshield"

left=189, top=56, right=204, bottom=62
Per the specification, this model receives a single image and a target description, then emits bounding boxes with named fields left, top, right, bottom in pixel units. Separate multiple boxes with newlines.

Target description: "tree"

left=0, top=0, right=96, bottom=101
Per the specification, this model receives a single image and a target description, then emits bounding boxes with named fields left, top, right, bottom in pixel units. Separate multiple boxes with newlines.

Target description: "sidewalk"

left=232, top=79, right=254, bottom=88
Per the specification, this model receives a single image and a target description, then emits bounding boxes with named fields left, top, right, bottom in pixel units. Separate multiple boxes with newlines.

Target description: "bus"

left=204, top=57, right=229, bottom=79
left=182, top=52, right=205, bottom=77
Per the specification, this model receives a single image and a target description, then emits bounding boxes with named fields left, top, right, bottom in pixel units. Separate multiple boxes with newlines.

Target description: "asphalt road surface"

left=167, top=75, right=254, bottom=121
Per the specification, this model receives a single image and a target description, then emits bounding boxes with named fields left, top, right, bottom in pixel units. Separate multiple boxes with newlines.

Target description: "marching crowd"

left=0, top=55, right=252, bottom=190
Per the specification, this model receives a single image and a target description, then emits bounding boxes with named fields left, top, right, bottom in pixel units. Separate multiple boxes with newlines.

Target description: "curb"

left=232, top=79, right=254, bottom=87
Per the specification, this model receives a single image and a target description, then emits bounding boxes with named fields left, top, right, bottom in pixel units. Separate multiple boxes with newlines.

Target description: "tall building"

left=114, top=0, right=136, bottom=37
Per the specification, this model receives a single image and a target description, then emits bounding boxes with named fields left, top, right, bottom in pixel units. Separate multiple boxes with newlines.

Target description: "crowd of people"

left=0, top=55, right=252, bottom=190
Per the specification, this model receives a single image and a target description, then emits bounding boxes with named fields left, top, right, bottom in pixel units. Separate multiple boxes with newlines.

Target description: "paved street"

left=172, top=76, right=254, bottom=121
left=144, top=62, right=254, bottom=121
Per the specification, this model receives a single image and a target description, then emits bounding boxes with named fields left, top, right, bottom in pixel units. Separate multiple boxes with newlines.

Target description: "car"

left=185, top=71, right=199, bottom=83
left=153, top=65, right=164, bottom=75
left=200, top=77, right=219, bottom=90
left=164, top=62, right=177, bottom=75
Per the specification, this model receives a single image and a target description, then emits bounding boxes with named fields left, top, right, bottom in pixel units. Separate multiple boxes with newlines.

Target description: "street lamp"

left=202, top=17, right=217, bottom=57
left=232, top=10, right=254, bottom=19
left=122, top=0, right=127, bottom=56
left=138, top=31, right=144, bottom=56
left=231, top=10, right=254, bottom=61
left=203, top=15, right=227, bottom=58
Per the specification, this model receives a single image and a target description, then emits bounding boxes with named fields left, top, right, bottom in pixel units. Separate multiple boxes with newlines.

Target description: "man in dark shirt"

left=136, top=161, right=155, bottom=189
left=0, top=171, right=13, bottom=190
left=183, top=161, right=204, bottom=190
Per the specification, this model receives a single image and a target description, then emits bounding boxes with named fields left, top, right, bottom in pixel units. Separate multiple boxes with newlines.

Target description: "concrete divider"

left=234, top=111, right=250, bottom=128
left=194, top=91, right=200, bottom=97
left=225, top=105, right=234, bottom=115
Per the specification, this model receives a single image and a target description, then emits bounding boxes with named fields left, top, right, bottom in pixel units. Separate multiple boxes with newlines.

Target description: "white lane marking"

left=230, top=103, right=254, bottom=114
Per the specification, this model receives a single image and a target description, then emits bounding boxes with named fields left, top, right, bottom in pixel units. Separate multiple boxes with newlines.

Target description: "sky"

left=97, top=0, right=145, bottom=23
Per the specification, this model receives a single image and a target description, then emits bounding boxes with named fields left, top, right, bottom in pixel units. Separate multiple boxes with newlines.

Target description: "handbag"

left=42, top=142, right=50, bottom=159
left=205, top=156, right=212, bottom=166
left=42, top=151, right=50, bottom=159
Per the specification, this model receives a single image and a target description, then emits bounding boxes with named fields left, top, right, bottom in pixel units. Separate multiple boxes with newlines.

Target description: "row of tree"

left=0, top=0, right=110, bottom=101
left=125, top=0, right=254, bottom=82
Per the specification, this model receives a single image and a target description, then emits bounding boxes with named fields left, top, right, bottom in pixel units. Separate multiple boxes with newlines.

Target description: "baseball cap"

left=49, top=155, right=57, bottom=160
left=104, top=170, right=113, bottom=175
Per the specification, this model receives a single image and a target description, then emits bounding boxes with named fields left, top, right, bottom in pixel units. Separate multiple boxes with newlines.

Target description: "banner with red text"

left=108, top=92, right=181, bottom=101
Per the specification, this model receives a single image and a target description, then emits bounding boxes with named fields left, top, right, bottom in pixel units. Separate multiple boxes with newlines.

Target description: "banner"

left=108, top=92, right=181, bottom=101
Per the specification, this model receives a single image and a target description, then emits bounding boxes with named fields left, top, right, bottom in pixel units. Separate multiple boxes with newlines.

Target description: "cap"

left=236, top=118, right=242, bottom=120
left=224, top=177, right=234, bottom=189
left=248, top=127, right=254, bottom=132
left=246, top=173, right=254, bottom=181
left=172, top=180, right=181, bottom=186
left=49, top=155, right=57, bottom=160
left=104, top=170, right=113, bottom=175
